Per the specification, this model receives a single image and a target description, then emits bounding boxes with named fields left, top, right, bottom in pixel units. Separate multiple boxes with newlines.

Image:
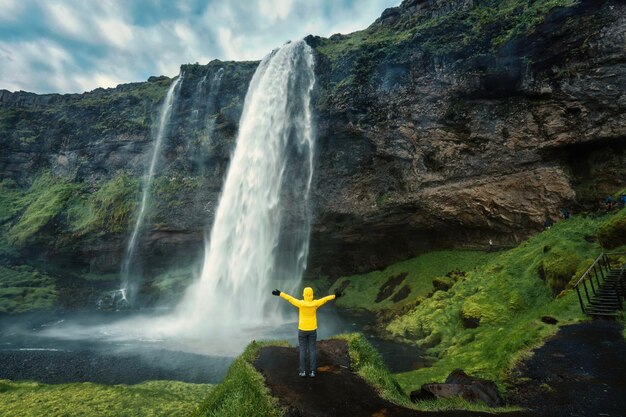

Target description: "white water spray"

left=121, top=74, right=182, bottom=300
left=175, top=40, right=316, bottom=333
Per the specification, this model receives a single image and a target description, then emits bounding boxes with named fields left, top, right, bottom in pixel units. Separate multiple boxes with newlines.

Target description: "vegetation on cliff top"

left=314, top=0, right=581, bottom=110
left=317, top=0, right=580, bottom=60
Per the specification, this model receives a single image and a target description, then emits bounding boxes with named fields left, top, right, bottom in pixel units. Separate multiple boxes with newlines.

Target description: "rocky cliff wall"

left=0, top=0, right=625, bottom=280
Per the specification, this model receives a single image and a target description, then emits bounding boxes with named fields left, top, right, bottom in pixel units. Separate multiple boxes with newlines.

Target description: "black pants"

left=298, top=329, right=317, bottom=373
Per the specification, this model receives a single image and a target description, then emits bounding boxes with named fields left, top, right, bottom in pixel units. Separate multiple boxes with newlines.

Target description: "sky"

left=0, top=0, right=400, bottom=94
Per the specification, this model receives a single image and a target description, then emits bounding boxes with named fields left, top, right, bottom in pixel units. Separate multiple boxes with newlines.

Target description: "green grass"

left=193, top=341, right=288, bottom=417
left=411, top=397, right=523, bottom=413
left=334, top=333, right=409, bottom=406
left=0, top=179, right=24, bottom=224
left=0, top=379, right=210, bottom=417
left=597, top=208, right=626, bottom=249
left=383, top=213, right=616, bottom=393
left=68, top=173, right=138, bottom=236
left=7, top=172, right=81, bottom=246
left=151, top=265, right=198, bottom=296
left=317, top=0, right=579, bottom=61
left=0, top=265, right=57, bottom=314
left=335, top=333, right=523, bottom=413
left=327, top=250, right=497, bottom=311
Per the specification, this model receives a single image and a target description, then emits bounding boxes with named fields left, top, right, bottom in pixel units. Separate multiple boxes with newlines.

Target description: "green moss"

left=0, top=265, right=56, bottom=314
left=318, top=0, right=579, bottom=61
left=411, top=397, right=523, bottom=413
left=152, top=266, right=197, bottom=295
left=0, top=179, right=24, bottom=224
left=478, top=0, right=579, bottom=48
left=328, top=250, right=497, bottom=311
left=541, top=248, right=581, bottom=295
left=69, top=173, right=138, bottom=236
left=7, top=173, right=81, bottom=246
left=597, top=208, right=626, bottom=249
left=153, top=175, right=201, bottom=210
left=334, top=333, right=409, bottom=406
left=193, top=341, right=288, bottom=417
left=384, top=213, right=614, bottom=393
left=0, top=379, right=210, bottom=417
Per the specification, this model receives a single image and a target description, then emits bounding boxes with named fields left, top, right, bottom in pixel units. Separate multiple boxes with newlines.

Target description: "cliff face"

left=0, top=0, right=625, bottom=281
left=307, top=0, right=626, bottom=274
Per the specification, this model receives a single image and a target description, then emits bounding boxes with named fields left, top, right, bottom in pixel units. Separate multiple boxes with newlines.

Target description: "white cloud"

left=0, top=0, right=402, bottom=93
left=44, top=2, right=91, bottom=40
left=0, top=0, right=25, bottom=22
left=97, top=17, right=134, bottom=49
left=258, top=0, right=293, bottom=23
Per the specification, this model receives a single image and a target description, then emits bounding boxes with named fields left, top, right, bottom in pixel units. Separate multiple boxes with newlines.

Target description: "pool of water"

left=0, top=307, right=426, bottom=384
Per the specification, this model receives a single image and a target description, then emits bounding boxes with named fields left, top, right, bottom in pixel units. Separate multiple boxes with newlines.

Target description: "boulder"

left=410, top=369, right=503, bottom=407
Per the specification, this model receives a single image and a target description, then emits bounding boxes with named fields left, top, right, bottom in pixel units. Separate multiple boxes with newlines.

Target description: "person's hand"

left=334, top=290, right=343, bottom=299
left=272, top=289, right=281, bottom=296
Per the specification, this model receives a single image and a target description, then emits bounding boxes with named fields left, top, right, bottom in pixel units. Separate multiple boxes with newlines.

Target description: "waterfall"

left=204, top=68, right=224, bottom=136
left=120, top=74, right=183, bottom=302
left=175, top=40, right=315, bottom=332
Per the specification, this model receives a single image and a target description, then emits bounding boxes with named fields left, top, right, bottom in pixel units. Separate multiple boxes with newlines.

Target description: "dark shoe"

left=309, top=371, right=316, bottom=378
left=299, top=371, right=306, bottom=377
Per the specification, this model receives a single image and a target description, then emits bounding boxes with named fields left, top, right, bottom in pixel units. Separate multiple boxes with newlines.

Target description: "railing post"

left=593, top=266, right=602, bottom=289
left=601, top=254, right=607, bottom=272
left=589, top=272, right=596, bottom=296
left=583, top=280, right=591, bottom=303
left=576, top=286, right=586, bottom=314
left=598, top=261, right=606, bottom=281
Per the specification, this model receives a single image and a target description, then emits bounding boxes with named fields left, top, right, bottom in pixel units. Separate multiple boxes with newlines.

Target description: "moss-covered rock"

left=597, top=209, right=626, bottom=249
left=0, top=265, right=57, bottom=314
left=541, top=249, right=581, bottom=295
left=7, top=172, right=81, bottom=246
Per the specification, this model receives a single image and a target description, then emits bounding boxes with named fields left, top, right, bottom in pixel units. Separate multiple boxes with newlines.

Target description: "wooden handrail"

left=573, top=251, right=626, bottom=315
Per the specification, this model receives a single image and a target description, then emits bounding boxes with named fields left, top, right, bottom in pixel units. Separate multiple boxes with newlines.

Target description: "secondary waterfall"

left=121, top=74, right=182, bottom=302
left=175, top=40, right=315, bottom=332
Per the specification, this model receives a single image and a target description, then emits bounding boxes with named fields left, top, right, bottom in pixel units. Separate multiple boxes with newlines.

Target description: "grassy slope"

left=386, top=209, right=626, bottom=393
left=193, top=341, right=288, bottom=417
left=326, top=251, right=497, bottom=311
left=0, top=380, right=210, bottom=417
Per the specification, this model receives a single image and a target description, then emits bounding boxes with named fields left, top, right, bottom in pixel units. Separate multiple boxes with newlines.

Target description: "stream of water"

left=121, top=74, right=183, bottom=302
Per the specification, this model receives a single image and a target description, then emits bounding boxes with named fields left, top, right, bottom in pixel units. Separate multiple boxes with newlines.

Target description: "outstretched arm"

left=314, top=294, right=336, bottom=308
left=278, top=291, right=303, bottom=308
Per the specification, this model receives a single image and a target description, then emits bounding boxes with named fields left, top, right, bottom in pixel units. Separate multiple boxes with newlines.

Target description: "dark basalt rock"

left=410, top=369, right=503, bottom=407
left=461, top=314, right=480, bottom=329
left=541, top=316, right=559, bottom=325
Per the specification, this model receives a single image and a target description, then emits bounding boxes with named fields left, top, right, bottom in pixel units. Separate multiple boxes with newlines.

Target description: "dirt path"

left=508, top=320, right=626, bottom=417
left=253, top=340, right=528, bottom=417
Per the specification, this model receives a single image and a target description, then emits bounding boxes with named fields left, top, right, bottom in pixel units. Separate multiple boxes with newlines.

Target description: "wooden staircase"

left=574, top=253, right=625, bottom=318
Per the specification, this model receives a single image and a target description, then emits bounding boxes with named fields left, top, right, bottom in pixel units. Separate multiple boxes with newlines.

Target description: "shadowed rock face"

left=1, top=1, right=625, bottom=280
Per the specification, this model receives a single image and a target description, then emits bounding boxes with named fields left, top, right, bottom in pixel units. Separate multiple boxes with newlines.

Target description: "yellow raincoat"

left=280, top=287, right=335, bottom=331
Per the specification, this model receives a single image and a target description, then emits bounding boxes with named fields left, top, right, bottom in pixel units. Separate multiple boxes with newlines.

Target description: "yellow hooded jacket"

left=280, top=287, right=335, bottom=331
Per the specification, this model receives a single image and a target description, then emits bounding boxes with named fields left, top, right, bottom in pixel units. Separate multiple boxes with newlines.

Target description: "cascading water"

left=120, top=74, right=183, bottom=302
left=204, top=68, right=224, bottom=136
left=174, top=40, right=315, bottom=333
left=38, top=40, right=316, bottom=355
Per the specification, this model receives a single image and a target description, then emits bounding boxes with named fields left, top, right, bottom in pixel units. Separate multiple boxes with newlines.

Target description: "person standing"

left=272, top=287, right=341, bottom=377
